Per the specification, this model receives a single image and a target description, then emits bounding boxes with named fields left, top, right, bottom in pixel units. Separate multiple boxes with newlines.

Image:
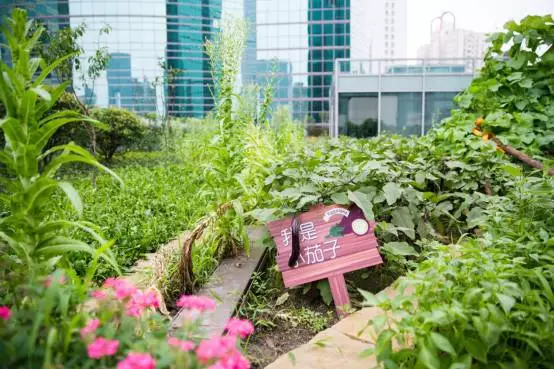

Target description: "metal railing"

left=336, top=57, right=483, bottom=77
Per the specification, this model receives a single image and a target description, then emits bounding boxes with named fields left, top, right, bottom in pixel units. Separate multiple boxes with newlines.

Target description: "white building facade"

left=417, top=12, right=488, bottom=62
left=367, top=0, right=407, bottom=59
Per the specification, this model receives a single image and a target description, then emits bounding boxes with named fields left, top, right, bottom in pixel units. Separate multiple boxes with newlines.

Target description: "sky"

left=406, top=0, right=554, bottom=57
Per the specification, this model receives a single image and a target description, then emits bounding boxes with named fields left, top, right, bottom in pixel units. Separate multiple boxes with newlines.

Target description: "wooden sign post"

left=267, top=204, right=382, bottom=317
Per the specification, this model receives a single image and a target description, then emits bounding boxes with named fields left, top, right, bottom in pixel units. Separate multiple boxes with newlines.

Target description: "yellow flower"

left=475, top=117, right=484, bottom=127
left=472, top=128, right=483, bottom=137
left=482, top=133, right=490, bottom=143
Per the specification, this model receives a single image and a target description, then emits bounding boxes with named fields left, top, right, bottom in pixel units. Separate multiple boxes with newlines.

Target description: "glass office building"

left=1, top=0, right=369, bottom=130
left=245, top=0, right=369, bottom=130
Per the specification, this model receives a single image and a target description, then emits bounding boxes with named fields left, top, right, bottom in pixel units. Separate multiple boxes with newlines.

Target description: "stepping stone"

left=172, top=226, right=269, bottom=335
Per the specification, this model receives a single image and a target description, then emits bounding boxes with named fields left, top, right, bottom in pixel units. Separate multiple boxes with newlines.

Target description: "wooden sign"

left=267, top=203, right=382, bottom=317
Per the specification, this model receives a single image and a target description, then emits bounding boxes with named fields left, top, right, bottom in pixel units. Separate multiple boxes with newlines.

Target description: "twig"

left=491, top=137, right=554, bottom=176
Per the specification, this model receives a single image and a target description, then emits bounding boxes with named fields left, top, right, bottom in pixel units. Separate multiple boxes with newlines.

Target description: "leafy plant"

left=91, top=107, right=146, bottom=160
left=0, top=9, right=119, bottom=286
left=455, top=15, right=554, bottom=155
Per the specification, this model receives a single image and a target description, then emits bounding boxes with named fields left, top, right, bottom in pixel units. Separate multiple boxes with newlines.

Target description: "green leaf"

left=430, top=332, right=456, bottom=356
left=58, top=181, right=83, bottom=216
left=331, top=192, right=350, bottom=205
left=383, top=182, right=403, bottom=206
left=358, top=347, right=375, bottom=358
left=287, top=352, right=296, bottom=366
left=463, top=338, right=487, bottom=363
left=358, top=288, right=379, bottom=306
left=501, top=164, right=522, bottom=177
left=418, top=342, right=440, bottom=369
left=275, top=292, right=289, bottom=306
left=381, top=242, right=418, bottom=257
left=348, top=190, right=374, bottom=220
left=496, top=293, right=515, bottom=313
left=391, top=207, right=415, bottom=239
left=317, top=280, right=333, bottom=305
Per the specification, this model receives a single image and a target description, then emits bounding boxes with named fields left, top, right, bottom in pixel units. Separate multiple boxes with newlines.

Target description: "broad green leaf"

left=383, top=182, right=403, bottom=206
left=317, top=280, right=333, bottom=306
left=430, top=332, right=456, bottom=356
left=348, top=190, right=374, bottom=220
left=331, top=192, right=350, bottom=205
left=382, top=242, right=418, bottom=257
left=417, top=343, right=440, bottom=369
left=501, top=164, right=522, bottom=177
left=463, top=338, right=488, bottom=363
left=496, top=293, right=515, bottom=314
left=358, top=288, right=379, bottom=306
left=391, top=207, right=415, bottom=239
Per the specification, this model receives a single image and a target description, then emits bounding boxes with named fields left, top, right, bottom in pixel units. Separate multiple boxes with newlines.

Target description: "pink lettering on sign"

left=267, top=203, right=383, bottom=317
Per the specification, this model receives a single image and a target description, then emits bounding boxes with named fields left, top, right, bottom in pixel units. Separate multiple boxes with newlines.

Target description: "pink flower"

left=102, top=278, right=137, bottom=300
left=167, top=337, right=195, bottom=352
left=80, top=319, right=101, bottom=339
left=224, top=318, right=254, bottom=339
left=196, top=335, right=237, bottom=363
left=0, top=306, right=11, bottom=321
left=176, top=295, right=216, bottom=312
left=43, top=274, right=66, bottom=288
left=125, top=290, right=160, bottom=317
left=91, top=290, right=107, bottom=300
left=87, top=337, right=119, bottom=359
left=117, top=352, right=156, bottom=369
left=219, top=351, right=250, bottom=369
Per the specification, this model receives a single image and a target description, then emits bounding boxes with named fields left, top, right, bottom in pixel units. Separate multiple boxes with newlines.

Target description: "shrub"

left=91, top=107, right=146, bottom=160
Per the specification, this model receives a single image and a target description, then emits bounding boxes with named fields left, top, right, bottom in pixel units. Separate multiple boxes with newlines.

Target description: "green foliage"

left=0, top=9, right=119, bottom=287
left=363, top=175, right=554, bottom=368
left=55, top=151, right=213, bottom=280
left=455, top=15, right=554, bottom=155
left=91, top=107, right=146, bottom=160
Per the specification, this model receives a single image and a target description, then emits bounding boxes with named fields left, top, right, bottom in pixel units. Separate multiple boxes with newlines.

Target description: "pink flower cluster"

left=117, top=352, right=156, bottom=369
left=176, top=295, right=216, bottom=312
left=224, top=318, right=254, bottom=339
left=126, top=290, right=160, bottom=317
left=104, top=278, right=138, bottom=299
left=196, top=335, right=238, bottom=363
left=80, top=319, right=101, bottom=339
left=0, top=306, right=11, bottom=321
left=91, top=278, right=159, bottom=318
left=168, top=337, right=195, bottom=352
left=87, top=337, right=119, bottom=359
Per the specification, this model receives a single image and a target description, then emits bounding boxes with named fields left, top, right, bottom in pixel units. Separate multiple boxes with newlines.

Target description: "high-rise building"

left=166, top=0, right=222, bottom=117
left=247, top=0, right=370, bottom=129
left=107, top=53, right=133, bottom=109
left=366, top=0, right=407, bottom=59
left=417, top=12, right=487, bottom=63
left=1, top=0, right=368, bottom=130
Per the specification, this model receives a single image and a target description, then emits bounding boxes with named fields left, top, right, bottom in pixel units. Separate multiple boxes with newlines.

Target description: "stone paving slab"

left=264, top=284, right=414, bottom=369
left=172, top=226, right=269, bottom=335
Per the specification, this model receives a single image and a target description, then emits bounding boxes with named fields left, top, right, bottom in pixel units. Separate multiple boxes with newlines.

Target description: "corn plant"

left=0, top=9, right=119, bottom=283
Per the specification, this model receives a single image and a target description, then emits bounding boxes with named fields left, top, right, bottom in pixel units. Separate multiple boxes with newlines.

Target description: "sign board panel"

left=267, top=203, right=382, bottom=316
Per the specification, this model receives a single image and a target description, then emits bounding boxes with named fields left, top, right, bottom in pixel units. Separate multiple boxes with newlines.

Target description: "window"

left=391, top=3, right=395, bottom=8
left=385, top=34, right=389, bottom=39
left=391, top=42, right=395, bottom=47
left=385, top=10, right=389, bottom=15
left=385, top=42, right=388, bottom=47
left=385, top=26, right=389, bottom=31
